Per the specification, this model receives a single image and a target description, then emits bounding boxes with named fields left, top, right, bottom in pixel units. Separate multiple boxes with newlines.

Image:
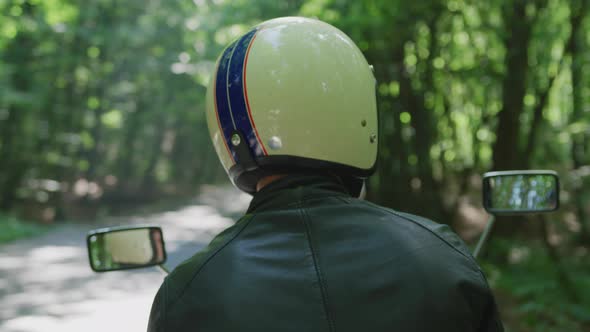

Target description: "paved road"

left=0, top=185, right=250, bottom=332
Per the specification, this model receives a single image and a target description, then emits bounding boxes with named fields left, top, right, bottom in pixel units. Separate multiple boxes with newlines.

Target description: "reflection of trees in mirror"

left=489, top=175, right=555, bottom=210
left=90, top=234, right=118, bottom=271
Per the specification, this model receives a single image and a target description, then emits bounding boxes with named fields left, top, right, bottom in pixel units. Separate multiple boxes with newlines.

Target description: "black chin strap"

left=230, top=129, right=368, bottom=198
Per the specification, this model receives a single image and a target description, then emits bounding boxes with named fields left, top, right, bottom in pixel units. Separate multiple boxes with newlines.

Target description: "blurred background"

left=0, top=0, right=588, bottom=331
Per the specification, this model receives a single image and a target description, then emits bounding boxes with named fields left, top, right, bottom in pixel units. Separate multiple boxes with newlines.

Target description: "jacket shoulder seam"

left=363, top=201, right=482, bottom=271
left=162, top=276, right=169, bottom=330
left=299, top=202, right=336, bottom=332
left=166, top=215, right=256, bottom=311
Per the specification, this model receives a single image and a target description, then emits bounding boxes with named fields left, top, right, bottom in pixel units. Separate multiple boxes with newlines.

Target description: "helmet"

left=205, top=17, right=378, bottom=195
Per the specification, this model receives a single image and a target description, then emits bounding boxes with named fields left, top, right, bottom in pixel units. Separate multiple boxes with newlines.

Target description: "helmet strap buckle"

left=231, top=130, right=258, bottom=171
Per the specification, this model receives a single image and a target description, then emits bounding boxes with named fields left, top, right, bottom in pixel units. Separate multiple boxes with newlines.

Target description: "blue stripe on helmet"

left=215, top=41, right=238, bottom=161
left=215, top=29, right=262, bottom=164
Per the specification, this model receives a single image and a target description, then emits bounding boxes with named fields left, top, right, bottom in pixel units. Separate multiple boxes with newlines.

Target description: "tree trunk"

left=492, top=2, right=532, bottom=171
left=569, top=0, right=590, bottom=242
left=0, top=1, right=36, bottom=210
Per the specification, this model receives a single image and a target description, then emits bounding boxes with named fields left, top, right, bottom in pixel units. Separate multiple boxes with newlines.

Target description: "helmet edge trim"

left=229, top=154, right=378, bottom=194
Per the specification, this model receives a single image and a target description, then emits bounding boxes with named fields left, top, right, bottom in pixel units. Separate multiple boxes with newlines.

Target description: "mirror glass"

left=483, top=173, right=559, bottom=214
left=87, top=227, right=166, bottom=272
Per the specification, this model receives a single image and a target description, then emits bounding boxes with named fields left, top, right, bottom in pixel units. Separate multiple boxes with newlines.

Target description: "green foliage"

left=481, top=240, right=590, bottom=332
left=0, top=0, right=589, bottom=329
left=488, top=175, right=556, bottom=211
left=0, top=0, right=585, bottom=216
left=0, top=213, right=48, bottom=244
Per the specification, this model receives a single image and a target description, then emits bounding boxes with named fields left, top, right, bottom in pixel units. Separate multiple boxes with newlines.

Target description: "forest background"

left=0, top=0, right=588, bottom=331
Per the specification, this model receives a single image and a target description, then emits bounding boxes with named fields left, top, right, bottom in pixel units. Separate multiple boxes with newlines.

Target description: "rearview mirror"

left=483, top=170, right=559, bottom=215
left=87, top=226, right=167, bottom=272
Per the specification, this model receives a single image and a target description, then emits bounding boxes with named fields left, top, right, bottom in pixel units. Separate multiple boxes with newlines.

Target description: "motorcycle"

left=85, top=170, right=560, bottom=274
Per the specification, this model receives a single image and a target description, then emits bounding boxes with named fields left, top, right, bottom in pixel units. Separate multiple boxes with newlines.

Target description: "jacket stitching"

left=334, top=196, right=351, bottom=204
left=162, top=276, right=168, bottom=330
left=396, top=211, right=483, bottom=273
left=362, top=201, right=483, bottom=274
left=299, top=202, right=336, bottom=332
left=166, top=215, right=256, bottom=311
left=389, top=207, right=500, bottom=330
left=282, top=194, right=348, bottom=209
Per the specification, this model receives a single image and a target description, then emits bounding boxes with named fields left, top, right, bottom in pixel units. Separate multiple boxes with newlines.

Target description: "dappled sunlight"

left=3, top=294, right=155, bottom=332
left=0, top=257, right=24, bottom=270
left=0, top=186, right=250, bottom=332
left=29, top=245, right=82, bottom=263
left=0, top=230, right=166, bottom=331
left=197, top=184, right=251, bottom=217
left=0, top=236, right=160, bottom=328
left=1, top=0, right=587, bottom=330
left=159, top=205, right=234, bottom=230
left=20, top=262, right=91, bottom=283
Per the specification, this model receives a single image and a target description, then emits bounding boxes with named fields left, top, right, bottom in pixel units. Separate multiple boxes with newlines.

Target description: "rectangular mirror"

left=483, top=170, right=559, bottom=215
left=87, top=226, right=166, bottom=272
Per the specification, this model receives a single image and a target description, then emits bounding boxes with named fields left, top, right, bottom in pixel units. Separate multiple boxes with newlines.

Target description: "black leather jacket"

left=148, top=175, right=503, bottom=331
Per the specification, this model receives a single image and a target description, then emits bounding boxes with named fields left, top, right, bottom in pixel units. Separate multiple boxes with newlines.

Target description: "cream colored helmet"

left=205, top=17, right=378, bottom=194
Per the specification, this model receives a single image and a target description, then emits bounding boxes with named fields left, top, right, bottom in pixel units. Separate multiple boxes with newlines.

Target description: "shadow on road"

left=0, top=185, right=250, bottom=332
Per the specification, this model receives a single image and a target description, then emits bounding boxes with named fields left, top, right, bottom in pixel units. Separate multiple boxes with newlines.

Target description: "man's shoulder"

left=162, top=215, right=254, bottom=306
left=148, top=215, right=256, bottom=331
left=357, top=200, right=477, bottom=265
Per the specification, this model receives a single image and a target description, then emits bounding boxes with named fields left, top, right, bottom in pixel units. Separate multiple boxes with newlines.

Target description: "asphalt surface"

left=0, top=185, right=251, bottom=332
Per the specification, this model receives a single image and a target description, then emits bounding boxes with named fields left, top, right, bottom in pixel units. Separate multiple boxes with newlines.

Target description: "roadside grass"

left=481, top=241, right=590, bottom=332
left=0, top=213, right=49, bottom=244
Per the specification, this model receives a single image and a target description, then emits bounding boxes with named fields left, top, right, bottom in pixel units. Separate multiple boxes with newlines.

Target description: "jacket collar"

left=247, top=174, right=350, bottom=214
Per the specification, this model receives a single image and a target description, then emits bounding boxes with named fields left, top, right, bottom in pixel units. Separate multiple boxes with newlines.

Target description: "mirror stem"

left=158, top=264, right=170, bottom=275
left=473, top=215, right=495, bottom=259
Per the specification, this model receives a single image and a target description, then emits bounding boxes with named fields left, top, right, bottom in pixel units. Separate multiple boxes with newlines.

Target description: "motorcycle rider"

left=147, top=17, right=504, bottom=332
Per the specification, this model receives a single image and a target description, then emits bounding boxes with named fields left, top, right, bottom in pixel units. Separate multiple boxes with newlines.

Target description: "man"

left=147, top=17, right=503, bottom=332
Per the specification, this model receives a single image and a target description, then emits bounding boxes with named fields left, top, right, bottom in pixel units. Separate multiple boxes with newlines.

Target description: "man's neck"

left=256, top=174, right=287, bottom=192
